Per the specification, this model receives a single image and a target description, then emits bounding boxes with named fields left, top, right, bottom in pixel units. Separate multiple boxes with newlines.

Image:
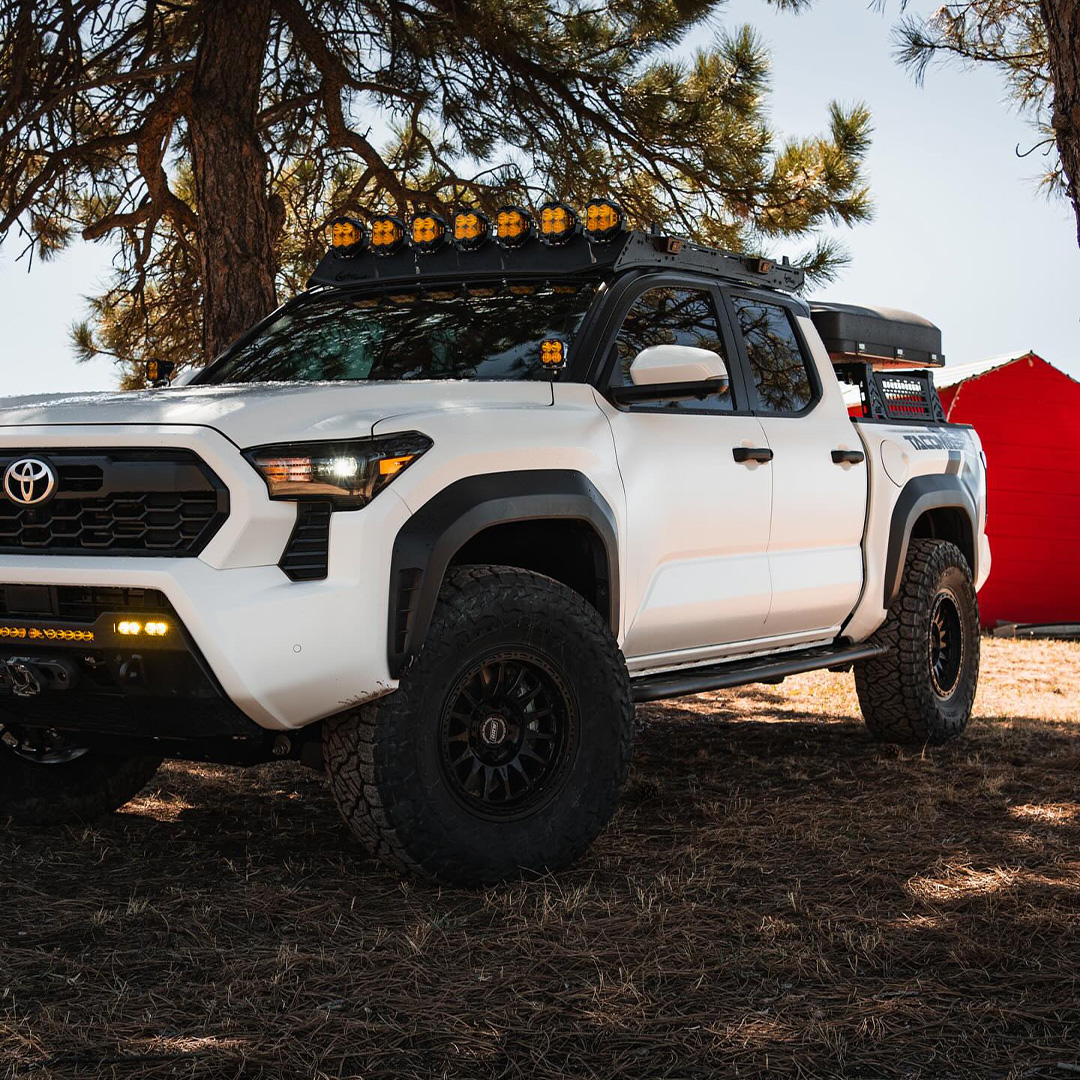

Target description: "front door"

left=602, top=282, right=775, bottom=663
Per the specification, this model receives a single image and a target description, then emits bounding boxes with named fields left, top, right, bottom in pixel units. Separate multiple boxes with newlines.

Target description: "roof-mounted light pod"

left=538, top=202, right=579, bottom=246
left=370, top=215, right=406, bottom=255
left=410, top=212, right=448, bottom=253
left=583, top=199, right=625, bottom=243
left=494, top=206, right=534, bottom=248
left=330, top=216, right=367, bottom=256
left=453, top=209, right=489, bottom=250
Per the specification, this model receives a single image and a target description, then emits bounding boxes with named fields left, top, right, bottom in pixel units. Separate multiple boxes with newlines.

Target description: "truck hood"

left=0, top=381, right=553, bottom=448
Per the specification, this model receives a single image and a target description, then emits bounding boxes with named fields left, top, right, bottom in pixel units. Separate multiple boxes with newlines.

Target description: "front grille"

left=0, top=584, right=174, bottom=621
left=279, top=501, right=332, bottom=581
left=0, top=449, right=228, bottom=557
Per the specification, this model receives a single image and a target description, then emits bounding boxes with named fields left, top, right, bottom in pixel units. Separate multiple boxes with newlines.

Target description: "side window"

left=731, top=296, right=815, bottom=414
left=611, top=287, right=735, bottom=412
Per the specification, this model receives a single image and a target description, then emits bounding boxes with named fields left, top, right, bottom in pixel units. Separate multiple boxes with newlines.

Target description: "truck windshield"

left=196, top=281, right=600, bottom=384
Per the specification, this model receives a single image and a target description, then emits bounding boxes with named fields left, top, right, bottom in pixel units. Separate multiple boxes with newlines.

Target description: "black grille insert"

left=279, top=501, right=332, bottom=581
left=0, top=449, right=229, bottom=557
left=0, top=584, right=174, bottom=621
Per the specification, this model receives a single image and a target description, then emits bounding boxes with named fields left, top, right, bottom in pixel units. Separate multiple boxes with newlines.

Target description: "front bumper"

left=0, top=592, right=271, bottom=762
left=0, top=424, right=410, bottom=732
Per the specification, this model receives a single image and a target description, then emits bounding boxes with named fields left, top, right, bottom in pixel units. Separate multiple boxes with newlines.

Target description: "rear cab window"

left=730, top=295, right=818, bottom=414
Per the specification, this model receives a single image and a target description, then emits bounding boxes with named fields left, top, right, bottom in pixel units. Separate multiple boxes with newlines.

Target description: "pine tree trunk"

left=188, top=0, right=279, bottom=362
left=1040, top=0, right=1080, bottom=247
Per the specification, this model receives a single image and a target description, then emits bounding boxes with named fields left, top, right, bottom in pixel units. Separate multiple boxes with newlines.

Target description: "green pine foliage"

left=893, top=2, right=1060, bottom=197
left=0, top=0, right=873, bottom=377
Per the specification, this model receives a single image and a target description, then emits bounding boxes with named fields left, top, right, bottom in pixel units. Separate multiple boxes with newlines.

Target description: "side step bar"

left=630, top=642, right=889, bottom=704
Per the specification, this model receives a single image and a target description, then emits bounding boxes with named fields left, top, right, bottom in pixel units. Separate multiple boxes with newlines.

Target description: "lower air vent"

left=0, top=584, right=174, bottom=621
left=279, top=502, right=332, bottom=581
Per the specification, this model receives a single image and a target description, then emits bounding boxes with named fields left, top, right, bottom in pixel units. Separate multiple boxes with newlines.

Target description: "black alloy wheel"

left=323, top=565, right=635, bottom=885
left=439, top=650, right=575, bottom=818
left=928, top=588, right=965, bottom=698
left=854, top=539, right=980, bottom=745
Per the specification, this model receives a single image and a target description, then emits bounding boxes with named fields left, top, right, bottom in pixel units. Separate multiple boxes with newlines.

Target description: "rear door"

left=600, top=277, right=775, bottom=662
left=724, top=290, right=867, bottom=637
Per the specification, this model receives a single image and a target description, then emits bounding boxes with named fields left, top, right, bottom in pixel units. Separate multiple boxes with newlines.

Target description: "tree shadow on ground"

left=3, top=660, right=1080, bottom=1079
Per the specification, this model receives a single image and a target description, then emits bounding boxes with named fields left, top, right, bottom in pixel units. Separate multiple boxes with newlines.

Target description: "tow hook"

left=118, top=654, right=147, bottom=686
left=0, top=657, right=80, bottom=697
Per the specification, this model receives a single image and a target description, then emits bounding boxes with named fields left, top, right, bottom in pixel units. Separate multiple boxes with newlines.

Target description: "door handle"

left=831, top=449, right=865, bottom=465
left=733, top=447, right=774, bottom=464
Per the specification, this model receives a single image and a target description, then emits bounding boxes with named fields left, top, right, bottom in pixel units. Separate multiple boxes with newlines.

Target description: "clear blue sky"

left=1, top=0, right=1077, bottom=396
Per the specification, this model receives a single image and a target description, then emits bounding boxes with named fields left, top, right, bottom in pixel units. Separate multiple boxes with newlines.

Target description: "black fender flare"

left=387, top=470, right=620, bottom=676
left=883, top=473, right=978, bottom=607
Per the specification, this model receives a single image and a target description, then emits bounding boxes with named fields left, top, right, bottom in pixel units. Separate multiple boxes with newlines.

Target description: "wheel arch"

left=883, top=474, right=978, bottom=608
left=387, top=470, right=620, bottom=677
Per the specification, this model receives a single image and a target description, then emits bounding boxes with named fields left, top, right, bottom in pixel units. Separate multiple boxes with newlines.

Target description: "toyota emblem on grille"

left=3, top=458, right=57, bottom=506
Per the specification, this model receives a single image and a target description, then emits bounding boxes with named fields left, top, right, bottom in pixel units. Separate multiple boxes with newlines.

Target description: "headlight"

left=246, top=433, right=432, bottom=510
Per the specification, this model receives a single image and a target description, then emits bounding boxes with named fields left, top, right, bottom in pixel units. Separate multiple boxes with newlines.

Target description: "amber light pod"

left=370, top=215, right=406, bottom=254
left=453, top=210, right=490, bottom=250
left=494, top=206, right=534, bottom=247
left=583, top=199, right=625, bottom=243
left=538, top=201, right=578, bottom=245
left=330, top=215, right=367, bottom=254
left=540, top=339, right=566, bottom=367
left=410, top=212, right=448, bottom=253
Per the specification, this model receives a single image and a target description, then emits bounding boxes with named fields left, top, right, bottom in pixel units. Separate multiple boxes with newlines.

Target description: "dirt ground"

left=2, top=637, right=1079, bottom=1080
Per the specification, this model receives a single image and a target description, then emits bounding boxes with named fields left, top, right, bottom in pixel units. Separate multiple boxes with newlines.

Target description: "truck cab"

left=0, top=200, right=988, bottom=885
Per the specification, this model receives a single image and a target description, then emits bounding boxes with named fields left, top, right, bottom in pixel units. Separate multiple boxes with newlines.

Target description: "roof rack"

left=307, top=230, right=805, bottom=294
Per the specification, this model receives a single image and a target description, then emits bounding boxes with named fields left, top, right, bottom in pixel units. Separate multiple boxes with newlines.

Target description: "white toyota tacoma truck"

left=0, top=201, right=989, bottom=885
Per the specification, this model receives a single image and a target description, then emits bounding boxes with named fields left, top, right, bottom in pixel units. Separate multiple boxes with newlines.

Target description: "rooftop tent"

left=935, top=351, right=1080, bottom=629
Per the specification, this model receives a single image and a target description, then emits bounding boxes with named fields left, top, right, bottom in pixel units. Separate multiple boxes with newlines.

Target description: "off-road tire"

left=324, top=565, right=634, bottom=886
left=854, top=539, right=980, bottom=745
left=0, top=742, right=162, bottom=825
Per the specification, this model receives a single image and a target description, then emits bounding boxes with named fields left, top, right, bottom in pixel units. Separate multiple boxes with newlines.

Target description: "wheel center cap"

left=480, top=715, right=508, bottom=746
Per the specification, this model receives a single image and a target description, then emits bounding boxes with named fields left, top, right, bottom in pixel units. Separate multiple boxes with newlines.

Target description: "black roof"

left=307, top=230, right=805, bottom=294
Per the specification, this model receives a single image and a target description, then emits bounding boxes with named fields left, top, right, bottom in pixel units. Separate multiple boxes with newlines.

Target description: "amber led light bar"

left=0, top=624, right=95, bottom=643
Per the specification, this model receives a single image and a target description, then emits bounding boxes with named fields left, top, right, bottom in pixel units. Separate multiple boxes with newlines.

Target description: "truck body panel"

left=0, top=226, right=989, bottom=749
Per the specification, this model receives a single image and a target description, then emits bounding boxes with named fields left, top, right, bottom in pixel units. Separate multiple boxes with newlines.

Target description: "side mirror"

left=145, top=358, right=176, bottom=388
left=629, top=344, right=729, bottom=388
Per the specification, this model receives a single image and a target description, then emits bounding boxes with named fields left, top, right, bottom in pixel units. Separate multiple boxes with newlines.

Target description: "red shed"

left=934, top=351, right=1080, bottom=628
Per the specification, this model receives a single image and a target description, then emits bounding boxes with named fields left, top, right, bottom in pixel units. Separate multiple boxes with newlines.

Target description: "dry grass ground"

left=3, top=637, right=1080, bottom=1080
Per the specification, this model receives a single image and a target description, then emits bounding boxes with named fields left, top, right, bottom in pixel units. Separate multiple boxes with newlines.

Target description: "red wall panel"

left=940, top=355, right=1080, bottom=627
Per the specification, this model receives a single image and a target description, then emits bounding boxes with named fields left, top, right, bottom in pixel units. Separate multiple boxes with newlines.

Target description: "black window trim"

left=591, top=270, right=754, bottom=417
left=721, top=286, right=823, bottom=419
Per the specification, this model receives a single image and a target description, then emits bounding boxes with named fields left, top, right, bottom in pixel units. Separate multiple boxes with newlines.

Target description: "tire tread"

left=324, top=565, right=633, bottom=884
left=854, top=539, right=979, bottom=745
